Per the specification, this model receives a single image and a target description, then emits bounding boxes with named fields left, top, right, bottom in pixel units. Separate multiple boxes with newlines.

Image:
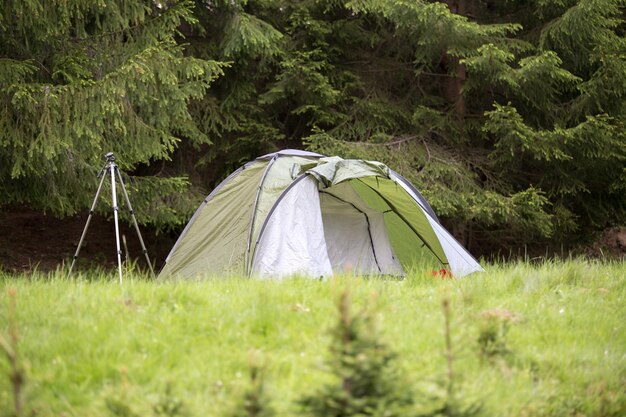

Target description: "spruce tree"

left=243, top=0, right=625, bottom=250
left=2, top=0, right=624, bottom=248
left=181, top=0, right=286, bottom=177
left=185, top=0, right=562, bottom=249
left=0, top=0, right=225, bottom=226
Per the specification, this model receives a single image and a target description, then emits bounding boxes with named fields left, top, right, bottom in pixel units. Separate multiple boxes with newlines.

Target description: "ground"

left=585, top=226, right=626, bottom=258
left=0, top=205, right=177, bottom=273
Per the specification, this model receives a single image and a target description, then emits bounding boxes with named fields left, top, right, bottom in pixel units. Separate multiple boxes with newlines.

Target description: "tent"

left=159, top=149, right=483, bottom=279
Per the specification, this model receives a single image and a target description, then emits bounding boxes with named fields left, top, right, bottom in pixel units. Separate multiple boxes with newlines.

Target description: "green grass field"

left=1, top=260, right=625, bottom=417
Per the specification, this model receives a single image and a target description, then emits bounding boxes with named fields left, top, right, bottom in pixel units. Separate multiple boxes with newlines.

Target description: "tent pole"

left=244, top=154, right=278, bottom=276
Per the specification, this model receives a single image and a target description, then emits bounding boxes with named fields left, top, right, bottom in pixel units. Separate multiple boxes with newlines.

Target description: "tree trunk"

left=443, top=0, right=468, bottom=119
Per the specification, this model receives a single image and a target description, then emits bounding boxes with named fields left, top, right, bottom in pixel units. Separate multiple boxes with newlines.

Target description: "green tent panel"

left=159, top=160, right=268, bottom=277
left=349, top=179, right=444, bottom=267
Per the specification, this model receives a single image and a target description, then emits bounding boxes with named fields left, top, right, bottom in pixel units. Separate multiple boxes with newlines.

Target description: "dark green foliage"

left=287, top=0, right=621, bottom=248
left=2, top=0, right=625, bottom=251
left=300, top=290, right=413, bottom=417
left=0, top=0, right=225, bottom=227
left=228, top=359, right=275, bottom=417
left=298, top=0, right=626, bottom=250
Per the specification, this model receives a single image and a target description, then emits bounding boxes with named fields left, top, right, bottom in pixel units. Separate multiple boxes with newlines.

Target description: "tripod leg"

left=115, top=167, right=156, bottom=277
left=67, top=171, right=108, bottom=279
left=110, top=164, right=124, bottom=287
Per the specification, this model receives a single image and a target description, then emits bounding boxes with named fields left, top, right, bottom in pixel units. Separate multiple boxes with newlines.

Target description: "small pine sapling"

left=416, top=298, right=482, bottom=417
left=227, top=351, right=275, bottom=417
left=300, top=289, right=413, bottom=417
left=152, top=383, right=188, bottom=417
left=477, top=308, right=520, bottom=362
left=0, top=288, right=25, bottom=417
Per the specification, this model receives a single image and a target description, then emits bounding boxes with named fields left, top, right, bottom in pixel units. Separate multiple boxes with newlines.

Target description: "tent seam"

left=389, top=170, right=440, bottom=223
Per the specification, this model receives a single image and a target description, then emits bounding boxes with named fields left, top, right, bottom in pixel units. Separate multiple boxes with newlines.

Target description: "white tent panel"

left=320, top=192, right=403, bottom=275
left=321, top=200, right=377, bottom=274
left=424, top=215, right=484, bottom=277
left=252, top=176, right=333, bottom=279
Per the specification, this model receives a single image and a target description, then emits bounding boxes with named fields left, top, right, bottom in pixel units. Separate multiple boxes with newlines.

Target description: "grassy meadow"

left=0, top=260, right=625, bottom=417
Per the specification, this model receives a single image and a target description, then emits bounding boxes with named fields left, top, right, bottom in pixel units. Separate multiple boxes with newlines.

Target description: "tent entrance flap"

left=320, top=192, right=381, bottom=274
left=351, top=177, right=448, bottom=266
left=320, top=182, right=404, bottom=276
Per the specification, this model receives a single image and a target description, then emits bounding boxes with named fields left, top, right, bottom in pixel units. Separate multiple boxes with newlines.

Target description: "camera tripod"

left=67, top=152, right=155, bottom=285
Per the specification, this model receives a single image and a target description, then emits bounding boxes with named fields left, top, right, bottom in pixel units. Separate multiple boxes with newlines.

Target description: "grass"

left=0, top=259, right=625, bottom=417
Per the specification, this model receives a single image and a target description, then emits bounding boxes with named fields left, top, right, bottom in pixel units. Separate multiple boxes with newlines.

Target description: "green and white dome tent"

left=159, top=149, right=483, bottom=279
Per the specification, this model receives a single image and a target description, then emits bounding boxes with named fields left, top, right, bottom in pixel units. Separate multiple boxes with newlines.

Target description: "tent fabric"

left=307, top=157, right=390, bottom=187
left=389, top=170, right=439, bottom=222
left=425, top=215, right=483, bottom=277
left=165, top=163, right=248, bottom=263
left=159, top=161, right=268, bottom=277
left=318, top=196, right=379, bottom=274
left=350, top=176, right=482, bottom=275
left=319, top=182, right=404, bottom=275
left=352, top=176, right=448, bottom=264
left=247, top=154, right=325, bottom=271
left=159, top=150, right=484, bottom=279
left=252, top=176, right=333, bottom=278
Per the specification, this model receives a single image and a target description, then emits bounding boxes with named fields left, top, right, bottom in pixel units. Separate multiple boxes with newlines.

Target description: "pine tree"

left=0, top=0, right=225, bottom=227
left=228, top=359, right=275, bottom=417
left=192, top=0, right=550, bottom=249
left=283, top=0, right=558, bottom=249
left=180, top=0, right=286, bottom=178
left=477, top=0, right=626, bottom=238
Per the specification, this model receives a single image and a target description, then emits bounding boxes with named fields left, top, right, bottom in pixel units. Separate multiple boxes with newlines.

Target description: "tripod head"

left=98, top=152, right=117, bottom=177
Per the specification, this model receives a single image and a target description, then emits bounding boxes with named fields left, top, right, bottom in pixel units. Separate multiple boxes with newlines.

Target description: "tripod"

left=67, top=152, right=155, bottom=285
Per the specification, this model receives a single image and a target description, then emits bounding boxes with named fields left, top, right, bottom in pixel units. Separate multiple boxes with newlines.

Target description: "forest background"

left=1, top=0, right=625, bottom=269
